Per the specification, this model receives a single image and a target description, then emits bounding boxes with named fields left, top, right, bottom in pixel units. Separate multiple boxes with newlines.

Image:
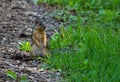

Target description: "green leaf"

left=6, top=70, right=17, bottom=80
left=18, top=41, right=31, bottom=51
left=20, top=75, right=28, bottom=82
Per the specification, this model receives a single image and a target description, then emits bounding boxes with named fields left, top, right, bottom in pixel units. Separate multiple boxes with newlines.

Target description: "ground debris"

left=0, top=0, right=62, bottom=81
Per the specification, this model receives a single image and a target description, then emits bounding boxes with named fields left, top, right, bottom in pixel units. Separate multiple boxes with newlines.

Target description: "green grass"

left=48, top=24, right=120, bottom=82
left=36, top=0, right=120, bottom=81
left=37, top=0, right=120, bottom=27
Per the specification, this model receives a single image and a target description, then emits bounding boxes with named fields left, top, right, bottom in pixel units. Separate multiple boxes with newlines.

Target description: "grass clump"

left=48, top=24, right=120, bottom=81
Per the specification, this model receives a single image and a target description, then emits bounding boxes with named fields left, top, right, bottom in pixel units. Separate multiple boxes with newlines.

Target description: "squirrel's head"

left=35, top=20, right=45, bottom=31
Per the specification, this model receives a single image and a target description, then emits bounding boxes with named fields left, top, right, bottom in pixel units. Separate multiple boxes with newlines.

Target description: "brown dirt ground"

left=0, top=0, right=62, bottom=82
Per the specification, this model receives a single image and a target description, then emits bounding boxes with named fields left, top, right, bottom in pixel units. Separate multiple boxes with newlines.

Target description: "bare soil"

left=0, top=0, right=62, bottom=82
